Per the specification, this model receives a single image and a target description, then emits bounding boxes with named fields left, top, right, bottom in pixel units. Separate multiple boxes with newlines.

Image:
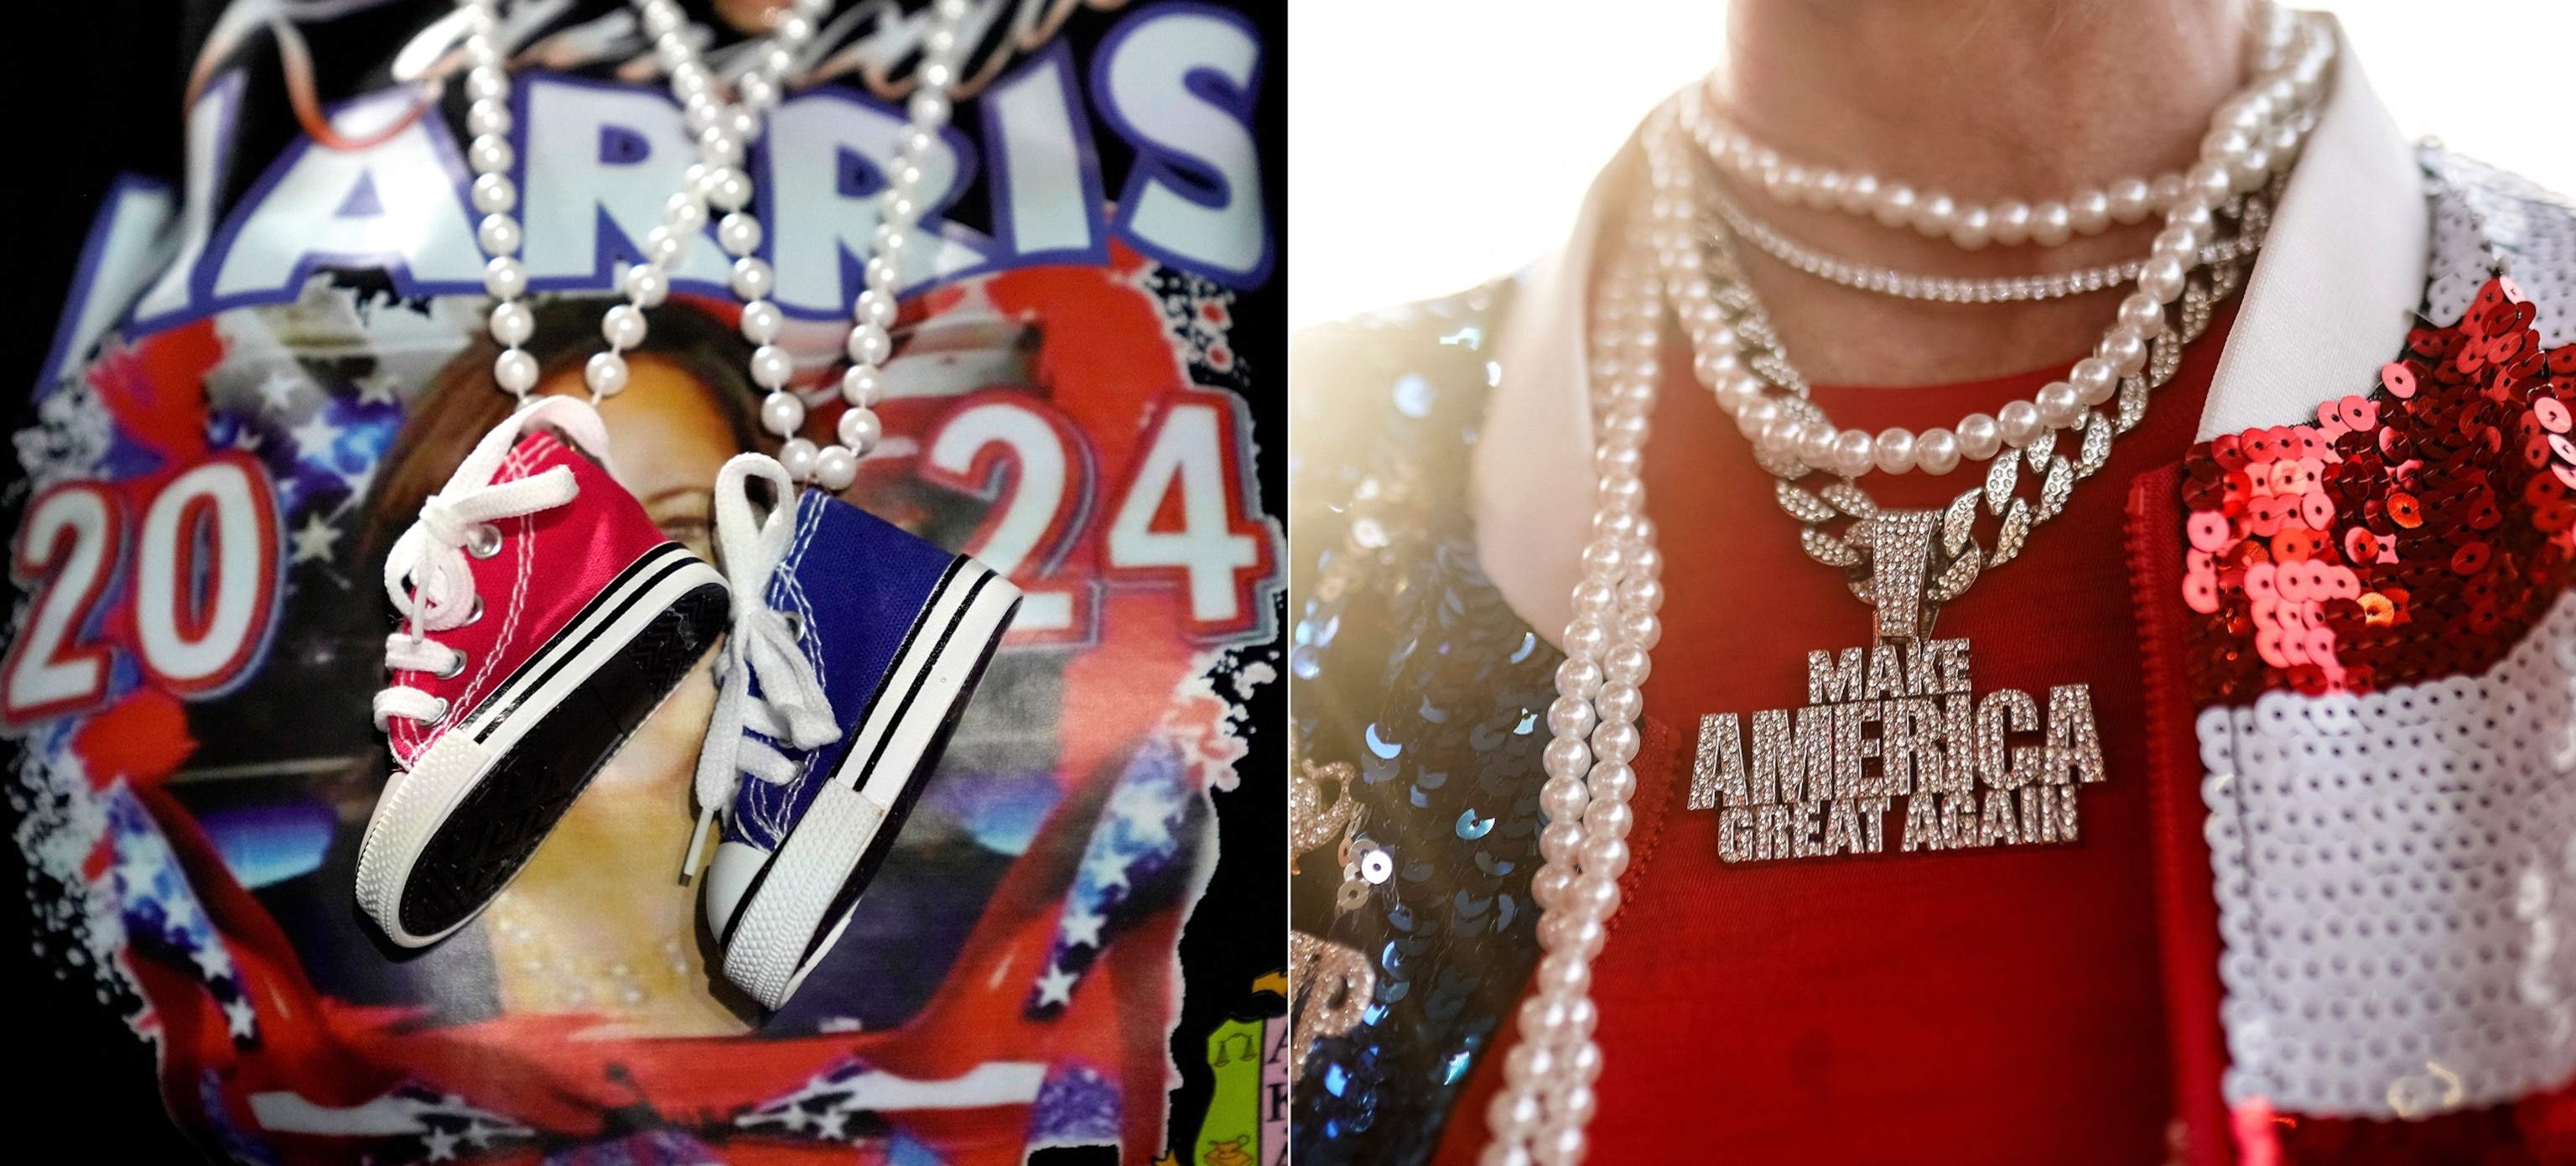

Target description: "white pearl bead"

left=1488, top=1091, right=1543, bottom=1142
left=1555, top=658, right=1604, bottom=700
left=475, top=213, right=521, bottom=257
left=1831, top=428, right=1876, bottom=476
left=1587, top=794, right=1628, bottom=841
left=2100, top=331, right=2148, bottom=376
left=697, top=127, right=744, bottom=169
left=840, top=364, right=884, bottom=407
left=600, top=304, right=647, bottom=350
left=2138, top=254, right=2187, bottom=303
left=2070, top=189, right=2111, bottom=235
left=1616, top=575, right=1663, bottom=614
left=1915, top=427, right=1961, bottom=475
left=468, top=134, right=513, bottom=175
left=1561, top=618, right=1607, bottom=663
left=1600, top=647, right=1651, bottom=691
left=470, top=173, right=516, bottom=215
left=642, top=225, right=687, bottom=267
left=1990, top=200, right=2031, bottom=247
left=1538, top=950, right=1592, bottom=997
left=760, top=390, right=805, bottom=437
left=847, top=323, right=892, bottom=366
left=487, top=300, right=532, bottom=346
left=1597, top=472, right=1645, bottom=513
left=2117, top=292, right=2166, bottom=336
left=730, top=256, right=776, bottom=301
left=2150, top=172, right=2186, bottom=211
left=1571, top=579, right=1617, bottom=617
left=1541, top=774, right=1590, bottom=820
left=1539, top=821, right=1585, bottom=867
left=737, top=72, right=778, bottom=112
left=739, top=299, right=782, bottom=344
left=717, top=212, right=763, bottom=258
left=2107, top=177, right=2153, bottom=225
left=1758, top=412, right=1802, bottom=453
left=1592, top=681, right=1641, bottom=726
left=1805, top=169, right=1844, bottom=210
left=700, top=167, right=750, bottom=211
left=1536, top=910, right=1604, bottom=958
left=2035, top=381, right=2082, bottom=427
left=584, top=351, right=629, bottom=397
left=621, top=263, right=669, bottom=309
left=2069, top=357, right=2116, bottom=404
left=1872, top=427, right=1915, bottom=474
left=1956, top=413, right=2002, bottom=461
left=2029, top=200, right=2072, bottom=247
left=663, top=193, right=708, bottom=232
left=1946, top=206, right=1992, bottom=250
left=1479, top=1143, right=1534, bottom=1166
left=1617, top=608, right=1660, bottom=650
left=1839, top=171, right=1879, bottom=216
left=854, top=289, right=898, bottom=329
left=2231, top=145, right=2272, bottom=192
left=1587, top=760, right=1638, bottom=804
left=493, top=347, right=537, bottom=394
left=837, top=406, right=882, bottom=454
left=1997, top=399, right=2043, bottom=446
left=749, top=343, right=794, bottom=389
left=1567, top=873, right=1621, bottom=919
left=813, top=444, right=860, bottom=491
left=1795, top=421, right=1837, bottom=469
left=1529, top=863, right=1573, bottom=909
left=1914, top=192, right=1958, bottom=238
left=1712, top=372, right=1762, bottom=416
left=1871, top=183, right=1917, bottom=229
left=779, top=437, right=819, bottom=481
left=1580, top=538, right=1626, bottom=579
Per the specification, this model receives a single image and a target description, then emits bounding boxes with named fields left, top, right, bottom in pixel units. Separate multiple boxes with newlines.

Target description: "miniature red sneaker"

left=356, top=396, right=728, bottom=947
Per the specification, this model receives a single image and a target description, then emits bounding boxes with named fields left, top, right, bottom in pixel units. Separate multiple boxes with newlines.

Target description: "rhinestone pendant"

left=1686, top=511, right=2106, bottom=863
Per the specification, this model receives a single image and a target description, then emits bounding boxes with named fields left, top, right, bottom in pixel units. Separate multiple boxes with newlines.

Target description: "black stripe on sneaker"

left=470, top=544, right=694, bottom=743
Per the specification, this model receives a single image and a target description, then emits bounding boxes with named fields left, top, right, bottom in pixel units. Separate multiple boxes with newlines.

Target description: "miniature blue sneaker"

left=690, top=453, right=1021, bottom=1008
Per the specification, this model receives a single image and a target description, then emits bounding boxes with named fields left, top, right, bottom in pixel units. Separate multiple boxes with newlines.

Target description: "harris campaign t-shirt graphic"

left=8, top=2, right=1284, bottom=1163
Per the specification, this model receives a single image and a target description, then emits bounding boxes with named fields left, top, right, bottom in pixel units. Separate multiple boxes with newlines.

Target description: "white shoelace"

left=371, top=396, right=607, bottom=745
left=683, top=452, right=839, bottom=881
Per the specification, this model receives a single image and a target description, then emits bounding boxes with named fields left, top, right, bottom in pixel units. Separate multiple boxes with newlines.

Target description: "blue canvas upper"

left=722, top=489, right=963, bottom=851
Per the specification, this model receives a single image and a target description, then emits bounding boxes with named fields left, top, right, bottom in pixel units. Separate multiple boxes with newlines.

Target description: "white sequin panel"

left=2201, top=592, right=2576, bottom=1118
left=2422, top=149, right=2576, bottom=346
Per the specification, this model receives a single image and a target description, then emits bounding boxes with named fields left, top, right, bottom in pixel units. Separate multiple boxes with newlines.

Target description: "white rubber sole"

left=719, top=558, right=1021, bottom=1008
left=356, top=544, right=722, bottom=947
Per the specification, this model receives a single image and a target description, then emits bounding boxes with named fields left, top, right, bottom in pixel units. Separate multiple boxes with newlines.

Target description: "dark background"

left=2, top=2, right=1284, bottom=1159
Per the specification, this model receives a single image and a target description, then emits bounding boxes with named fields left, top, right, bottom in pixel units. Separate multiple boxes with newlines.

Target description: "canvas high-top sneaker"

left=688, top=453, right=1021, bottom=1009
left=356, top=395, right=729, bottom=947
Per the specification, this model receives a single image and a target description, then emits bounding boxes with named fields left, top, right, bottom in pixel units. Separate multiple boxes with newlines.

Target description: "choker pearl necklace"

left=1690, top=3, right=2318, bottom=252
left=1480, top=10, right=2329, bottom=1163
left=1696, top=174, right=2269, bottom=305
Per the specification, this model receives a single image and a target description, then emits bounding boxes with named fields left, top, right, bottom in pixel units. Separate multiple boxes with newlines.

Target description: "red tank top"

left=1437, top=305, right=2237, bottom=1165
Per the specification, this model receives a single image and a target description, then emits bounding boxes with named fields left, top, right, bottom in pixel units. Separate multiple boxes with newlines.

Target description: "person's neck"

left=1706, top=0, right=2255, bottom=386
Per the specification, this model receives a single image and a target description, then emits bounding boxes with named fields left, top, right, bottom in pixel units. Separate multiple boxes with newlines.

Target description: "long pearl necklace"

left=454, top=0, right=969, bottom=497
left=1479, top=13, right=2329, bottom=1163
left=1694, top=4, right=2305, bottom=252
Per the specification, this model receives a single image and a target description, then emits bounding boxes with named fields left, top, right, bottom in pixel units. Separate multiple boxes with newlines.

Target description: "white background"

left=1289, top=1, right=2576, bottom=330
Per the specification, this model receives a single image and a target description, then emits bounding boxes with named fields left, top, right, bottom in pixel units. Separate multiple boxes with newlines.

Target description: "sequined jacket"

left=1289, top=30, right=2576, bottom=1166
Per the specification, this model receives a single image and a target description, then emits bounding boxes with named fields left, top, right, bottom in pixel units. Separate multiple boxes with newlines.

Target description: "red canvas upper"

left=386, top=424, right=674, bottom=768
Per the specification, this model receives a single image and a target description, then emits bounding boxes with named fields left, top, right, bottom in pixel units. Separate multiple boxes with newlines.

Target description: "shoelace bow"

left=683, top=452, right=839, bottom=881
left=371, top=396, right=605, bottom=742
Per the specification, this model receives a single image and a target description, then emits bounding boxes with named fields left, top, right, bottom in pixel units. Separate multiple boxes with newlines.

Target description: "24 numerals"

left=921, top=388, right=1273, bottom=645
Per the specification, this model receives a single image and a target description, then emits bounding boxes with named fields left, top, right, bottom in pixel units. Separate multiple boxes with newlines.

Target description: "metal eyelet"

left=782, top=611, right=806, bottom=641
left=464, top=596, right=486, bottom=626
left=436, top=649, right=468, bottom=680
left=465, top=523, right=504, bottom=560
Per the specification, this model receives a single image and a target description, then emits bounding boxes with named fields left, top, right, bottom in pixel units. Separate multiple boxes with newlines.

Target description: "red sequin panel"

left=2180, top=276, right=2576, bottom=705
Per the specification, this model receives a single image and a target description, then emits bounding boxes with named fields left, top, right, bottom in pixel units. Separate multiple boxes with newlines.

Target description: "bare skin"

left=1711, top=0, right=2252, bottom=385
left=479, top=357, right=750, bottom=1038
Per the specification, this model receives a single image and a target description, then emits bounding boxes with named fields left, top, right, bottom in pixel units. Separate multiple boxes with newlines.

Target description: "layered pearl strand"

left=1478, top=250, right=1664, bottom=1166
left=1693, top=4, right=2304, bottom=252
left=1675, top=8, right=2329, bottom=479
left=1483, top=13, right=2329, bottom=1164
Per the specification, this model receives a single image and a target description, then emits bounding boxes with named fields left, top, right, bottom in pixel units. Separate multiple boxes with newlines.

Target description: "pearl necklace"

left=1480, top=14, right=2327, bottom=1163
left=1669, top=13, right=2325, bottom=481
left=629, top=0, right=971, bottom=491
left=1692, top=3, right=2308, bottom=252
left=1698, top=174, right=2266, bottom=305
left=456, top=0, right=969, bottom=495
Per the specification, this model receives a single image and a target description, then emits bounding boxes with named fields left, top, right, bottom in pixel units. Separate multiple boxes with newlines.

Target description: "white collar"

left=1472, top=23, right=2428, bottom=644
